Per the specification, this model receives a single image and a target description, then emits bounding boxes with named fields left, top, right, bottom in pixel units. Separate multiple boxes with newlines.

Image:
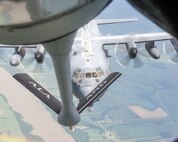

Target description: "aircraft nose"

left=79, top=85, right=95, bottom=98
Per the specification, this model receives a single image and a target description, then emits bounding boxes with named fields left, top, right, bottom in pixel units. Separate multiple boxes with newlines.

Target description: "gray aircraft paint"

left=71, top=20, right=111, bottom=101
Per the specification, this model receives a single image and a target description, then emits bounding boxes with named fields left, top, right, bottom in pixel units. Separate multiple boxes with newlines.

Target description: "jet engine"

left=10, top=47, right=26, bottom=66
left=34, top=45, right=46, bottom=64
left=114, top=42, right=143, bottom=68
left=145, top=41, right=160, bottom=59
left=126, top=42, right=138, bottom=59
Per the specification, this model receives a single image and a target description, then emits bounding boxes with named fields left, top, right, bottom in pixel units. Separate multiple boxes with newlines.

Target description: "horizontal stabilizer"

left=95, top=18, right=138, bottom=25
left=13, top=73, right=62, bottom=114
left=77, top=72, right=121, bottom=113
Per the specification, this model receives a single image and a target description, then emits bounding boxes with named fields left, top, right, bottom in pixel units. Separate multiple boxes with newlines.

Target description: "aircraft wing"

left=92, top=32, right=173, bottom=45
left=0, top=44, right=38, bottom=48
left=95, top=18, right=138, bottom=25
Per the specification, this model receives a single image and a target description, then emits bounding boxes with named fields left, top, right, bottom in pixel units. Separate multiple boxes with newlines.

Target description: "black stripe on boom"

left=13, top=73, right=62, bottom=114
left=77, top=72, right=121, bottom=113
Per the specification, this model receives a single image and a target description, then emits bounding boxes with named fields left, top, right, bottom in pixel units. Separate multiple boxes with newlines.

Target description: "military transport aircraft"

left=0, top=0, right=178, bottom=131
left=1, top=17, right=178, bottom=130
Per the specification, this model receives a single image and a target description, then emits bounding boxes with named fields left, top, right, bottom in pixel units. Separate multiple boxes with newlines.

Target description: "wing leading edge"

left=95, top=18, right=138, bottom=25
left=93, top=32, right=173, bottom=45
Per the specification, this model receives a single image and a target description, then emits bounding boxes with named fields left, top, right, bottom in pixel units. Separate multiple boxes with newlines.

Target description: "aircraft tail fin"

left=95, top=18, right=138, bottom=25
left=13, top=73, right=62, bottom=114
left=77, top=72, right=121, bottom=113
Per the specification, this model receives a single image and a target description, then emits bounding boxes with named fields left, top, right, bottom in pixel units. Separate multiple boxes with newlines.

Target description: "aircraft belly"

left=72, top=74, right=107, bottom=101
left=73, top=79, right=96, bottom=100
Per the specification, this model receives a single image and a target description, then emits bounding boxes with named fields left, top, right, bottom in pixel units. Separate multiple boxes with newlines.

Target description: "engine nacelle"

left=10, top=47, right=26, bottom=66
left=34, top=45, right=46, bottom=64
left=126, top=42, right=138, bottom=59
left=145, top=41, right=160, bottom=59
left=129, top=47, right=138, bottom=59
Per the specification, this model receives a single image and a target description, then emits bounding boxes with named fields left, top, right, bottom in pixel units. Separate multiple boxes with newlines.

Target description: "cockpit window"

left=73, top=67, right=104, bottom=80
left=96, top=67, right=104, bottom=77
left=92, top=72, right=97, bottom=78
left=75, top=73, right=80, bottom=79
left=86, top=73, right=92, bottom=78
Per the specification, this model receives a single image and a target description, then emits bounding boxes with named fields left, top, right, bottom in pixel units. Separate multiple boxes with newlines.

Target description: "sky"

left=96, top=0, right=163, bottom=35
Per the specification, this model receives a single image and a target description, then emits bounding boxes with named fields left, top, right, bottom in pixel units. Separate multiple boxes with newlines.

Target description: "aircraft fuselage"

left=71, top=21, right=111, bottom=103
